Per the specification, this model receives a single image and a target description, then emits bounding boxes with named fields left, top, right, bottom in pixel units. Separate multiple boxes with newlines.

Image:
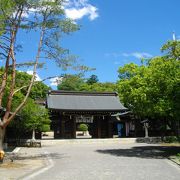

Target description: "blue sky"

left=14, top=0, right=180, bottom=88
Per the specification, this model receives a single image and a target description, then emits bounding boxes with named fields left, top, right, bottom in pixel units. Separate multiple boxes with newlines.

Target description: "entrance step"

left=41, top=138, right=138, bottom=146
left=41, top=137, right=162, bottom=146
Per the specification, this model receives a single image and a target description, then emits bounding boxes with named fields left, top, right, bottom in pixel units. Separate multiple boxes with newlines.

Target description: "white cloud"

left=114, top=61, right=121, bottom=65
left=122, top=52, right=153, bottom=59
left=20, top=1, right=59, bottom=18
left=19, top=0, right=99, bottom=21
left=105, top=52, right=153, bottom=59
left=64, top=0, right=99, bottom=21
left=105, top=53, right=121, bottom=58
left=113, top=59, right=131, bottom=65
left=26, top=70, right=42, bottom=81
left=122, top=53, right=129, bottom=57
left=49, top=77, right=63, bottom=86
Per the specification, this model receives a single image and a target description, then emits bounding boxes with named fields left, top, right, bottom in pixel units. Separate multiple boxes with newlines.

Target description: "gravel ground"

left=28, top=141, right=180, bottom=180
left=0, top=147, right=45, bottom=180
left=0, top=140, right=180, bottom=180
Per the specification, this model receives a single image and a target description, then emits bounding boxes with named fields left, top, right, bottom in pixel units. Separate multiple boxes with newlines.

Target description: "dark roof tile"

left=47, top=91, right=126, bottom=111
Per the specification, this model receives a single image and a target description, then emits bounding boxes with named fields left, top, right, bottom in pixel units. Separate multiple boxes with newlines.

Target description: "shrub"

left=164, top=136, right=180, bottom=143
left=78, top=124, right=88, bottom=132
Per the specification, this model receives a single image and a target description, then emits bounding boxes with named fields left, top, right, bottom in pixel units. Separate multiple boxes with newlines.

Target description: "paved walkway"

left=0, top=147, right=46, bottom=180
left=0, top=140, right=180, bottom=180
left=30, top=142, right=180, bottom=180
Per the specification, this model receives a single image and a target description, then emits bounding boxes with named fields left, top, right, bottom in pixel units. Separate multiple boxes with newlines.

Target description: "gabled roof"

left=47, top=91, right=127, bottom=112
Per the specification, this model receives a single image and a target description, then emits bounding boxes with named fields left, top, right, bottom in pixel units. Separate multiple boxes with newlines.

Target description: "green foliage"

left=117, top=40, right=180, bottom=134
left=0, top=68, right=50, bottom=109
left=0, top=68, right=50, bottom=134
left=80, top=82, right=117, bottom=92
left=0, top=0, right=15, bottom=35
left=86, top=74, right=99, bottom=85
left=164, top=136, right=180, bottom=143
left=58, top=74, right=116, bottom=92
left=78, top=123, right=88, bottom=132
left=30, top=81, right=51, bottom=99
left=15, top=70, right=50, bottom=99
left=19, top=98, right=50, bottom=132
left=58, top=74, right=84, bottom=91
left=0, top=0, right=80, bottom=70
left=161, top=40, right=180, bottom=60
left=0, top=0, right=82, bottom=143
left=0, top=0, right=78, bottom=112
left=33, top=0, right=80, bottom=69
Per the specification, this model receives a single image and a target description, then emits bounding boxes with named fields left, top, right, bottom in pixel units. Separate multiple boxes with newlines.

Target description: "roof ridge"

left=48, top=90, right=118, bottom=96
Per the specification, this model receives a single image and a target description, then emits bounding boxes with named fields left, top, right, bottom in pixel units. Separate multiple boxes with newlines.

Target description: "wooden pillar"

left=97, top=118, right=102, bottom=138
left=108, top=116, right=113, bottom=138
left=91, top=118, right=96, bottom=138
left=60, top=115, right=65, bottom=138
left=53, top=115, right=61, bottom=139
left=72, top=117, right=76, bottom=139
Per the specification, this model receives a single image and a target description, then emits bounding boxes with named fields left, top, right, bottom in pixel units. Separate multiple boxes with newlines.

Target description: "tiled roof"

left=47, top=91, right=127, bottom=112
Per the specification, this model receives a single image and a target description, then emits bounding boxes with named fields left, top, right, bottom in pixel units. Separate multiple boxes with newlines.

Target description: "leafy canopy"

left=117, top=40, right=180, bottom=123
left=57, top=74, right=116, bottom=92
left=19, top=98, right=50, bottom=132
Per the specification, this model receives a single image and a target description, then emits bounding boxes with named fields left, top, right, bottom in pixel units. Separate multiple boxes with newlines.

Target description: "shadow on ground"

left=96, top=146, right=180, bottom=159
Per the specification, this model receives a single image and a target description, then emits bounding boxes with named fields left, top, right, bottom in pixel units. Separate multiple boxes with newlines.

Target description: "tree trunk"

left=2, top=45, right=16, bottom=124
left=144, top=123, right=149, bottom=138
left=0, top=127, right=5, bottom=151
left=32, top=129, right=36, bottom=141
left=1, top=25, right=45, bottom=129
left=145, top=126, right=149, bottom=138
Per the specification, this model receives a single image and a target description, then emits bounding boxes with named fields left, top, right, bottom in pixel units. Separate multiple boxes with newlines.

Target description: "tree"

left=3, top=70, right=50, bottom=140
left=19, top=99, right=50, bottom=140
left=117, top=63, right=150, bottom=118
left=117, top=40, right=180, bottom=136
left=58, top=74, right=84, bottom=91
left=30, top=81, right=51, bottom=100
left=58, top=74, right=116, bottom=92
left=86, top=74, right=99, bottom=85
left=0, top=68, right=50, bottom=109
left=79, top=82, right=116, bottom=92
left=161, top=40, right=180, bottom=60
left=0, top=0, right=79, bottom=152
left=78, top=123, right=88, bottom=135
left=9, top=98, right=50, bottom=140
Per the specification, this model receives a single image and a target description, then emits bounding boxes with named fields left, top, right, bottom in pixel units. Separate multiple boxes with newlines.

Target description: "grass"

left=161, top=143, right=180, bottom=166
left=169, top=153, right=180, bottom=165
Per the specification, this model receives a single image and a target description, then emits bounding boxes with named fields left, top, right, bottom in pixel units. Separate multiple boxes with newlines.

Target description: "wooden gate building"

left=46, top=91, right=127, bottom=139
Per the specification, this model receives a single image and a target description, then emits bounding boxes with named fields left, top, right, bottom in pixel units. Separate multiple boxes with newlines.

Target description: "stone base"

left=136, top=137, right=162, bottom=143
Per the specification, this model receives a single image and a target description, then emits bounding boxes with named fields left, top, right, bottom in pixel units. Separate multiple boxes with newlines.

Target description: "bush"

left=78, top=124, right=88, bottom=132
left=164, top=136, right=180, bottom=143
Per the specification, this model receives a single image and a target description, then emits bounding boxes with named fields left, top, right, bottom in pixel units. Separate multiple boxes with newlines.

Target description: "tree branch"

left=2, top=23, right=46, bottom=128
left=0, top=6, right=24, bottom=107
